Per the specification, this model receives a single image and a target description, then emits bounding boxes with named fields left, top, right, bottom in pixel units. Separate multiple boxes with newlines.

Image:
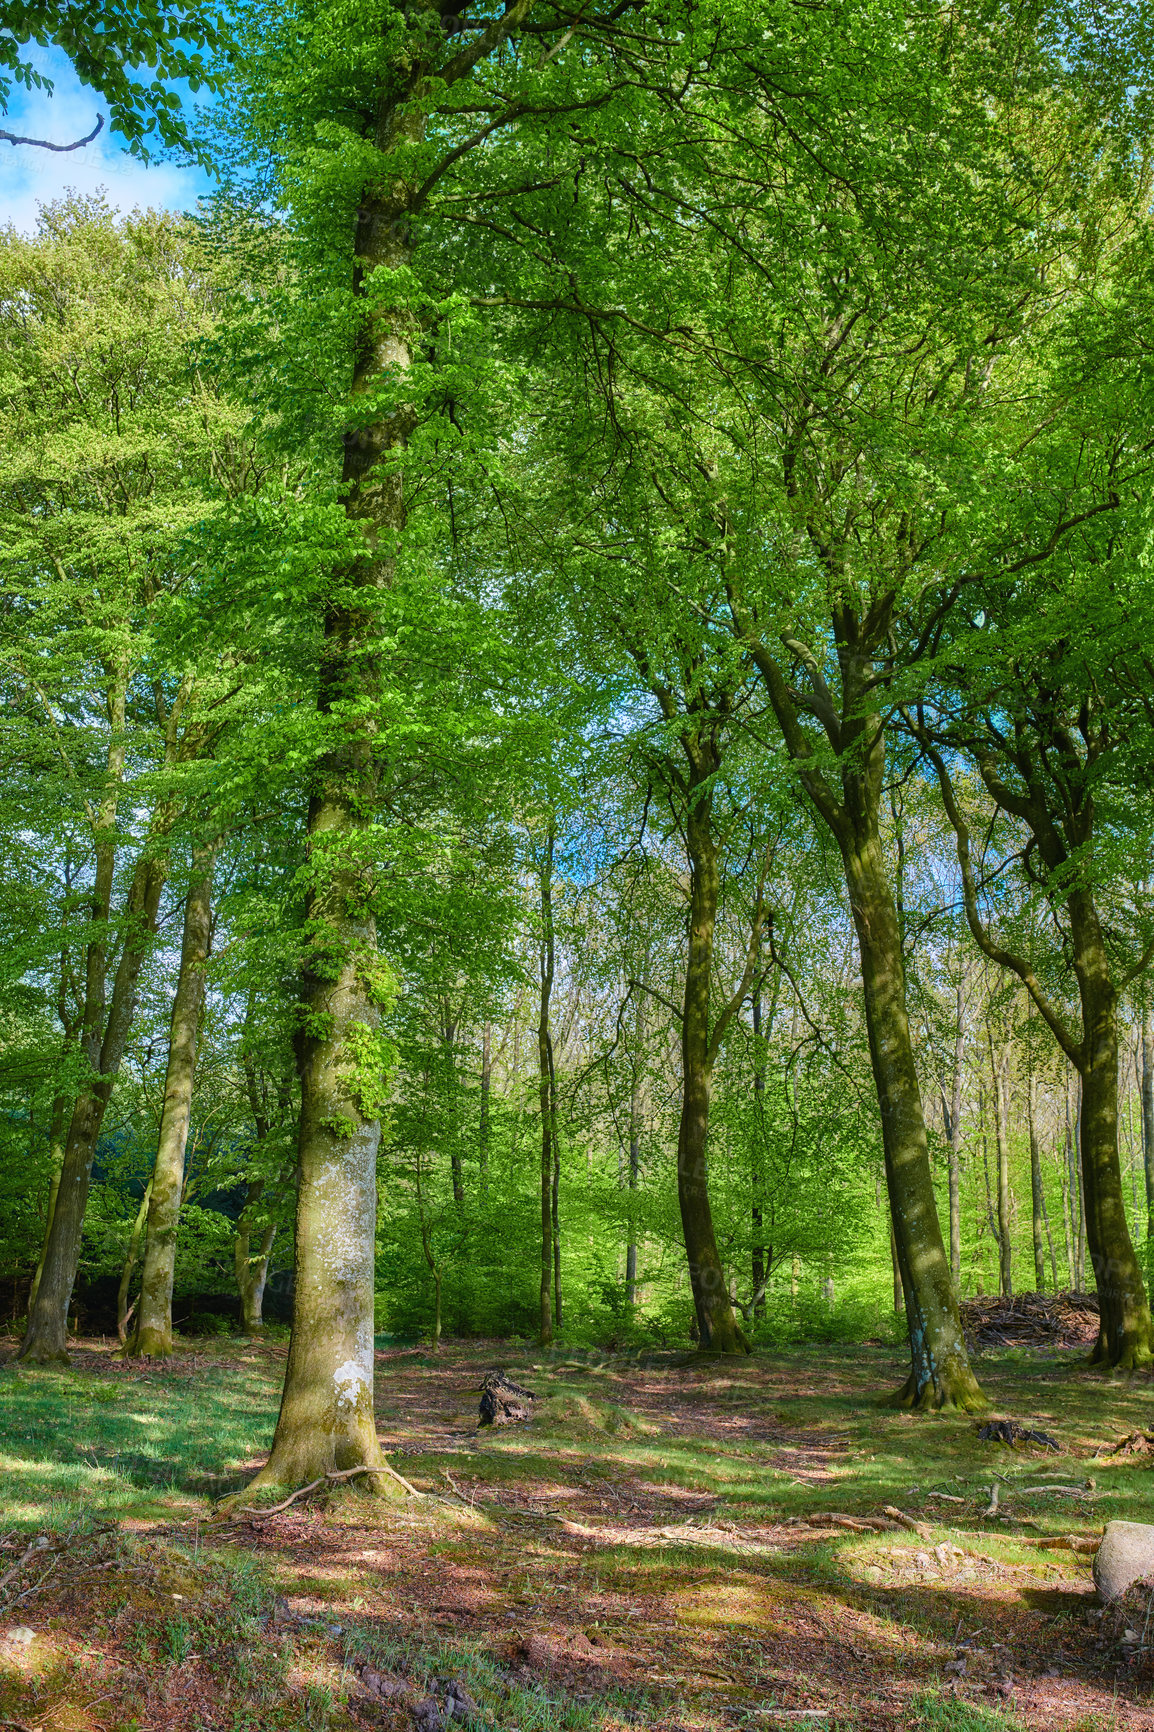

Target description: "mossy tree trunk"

left=28, top=1090, right=69, bottom=1314
left=729, top=596, right=985, bottom=1409
left=235, top=1180, right=277, bottom=1334
left=1136, top=1011, right=1143, bottom=1281
left=117, top=1180, right=152, bottom=1343
left=1071, top=896, right=1153, bottom=1368
left=127, top=843, right=215, bottom=1358
left=245, top=181, right=410, bottom=1486
left=841, top=835, right=984, bottom=1407
left=929, top=741, right=1154, bottom=1369
left=678, top=758, right=751, bottom=1353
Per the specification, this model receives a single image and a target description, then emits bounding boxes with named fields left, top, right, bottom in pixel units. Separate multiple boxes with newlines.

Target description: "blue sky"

left=1, top=48, right=213, bottom=235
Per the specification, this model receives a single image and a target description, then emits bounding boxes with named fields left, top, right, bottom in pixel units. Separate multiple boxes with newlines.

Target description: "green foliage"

left=0, top=0, right=225, bottom=156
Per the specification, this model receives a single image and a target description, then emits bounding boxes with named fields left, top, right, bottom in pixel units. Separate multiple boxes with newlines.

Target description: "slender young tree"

left=127, top=840, right=216, bottom=1357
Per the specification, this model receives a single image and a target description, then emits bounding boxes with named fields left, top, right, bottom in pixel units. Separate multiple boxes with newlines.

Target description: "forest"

left=4, top=0, right=1154, bottom=1726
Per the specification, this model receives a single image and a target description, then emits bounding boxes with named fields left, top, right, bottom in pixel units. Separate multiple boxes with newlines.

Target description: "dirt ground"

left=3, top=1335, right=1154, bottom=1730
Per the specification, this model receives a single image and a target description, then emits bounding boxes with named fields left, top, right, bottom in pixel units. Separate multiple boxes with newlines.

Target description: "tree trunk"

left=1069, top=898, right=1154, bottom=1368
left=116, top=1179, right=152, bottom=1344
left=552, top=1098, right=562, bottom=1330
left=625, top=1013, right=643, bottom=1307
left=28, top=1092, right=68, bottom=1314
left=988, top=1031, right=1012, bottom=1298
left=19, top=845, right=169, bottom=1363
left=1060, top=1101, right=1076, bottom=1287
left=1028, top=1073, right=1046, bottom=1293
left=479, top=1020, right=491, bottom=1192
left=731, top=603, right=982, bottom=1405
left=1136, top=1011, right=1143, bottom=1281
left=127, top=845, right=215, bottom=1357
left=538, top=819, right=556, bottom=1348
left=947, top=981, right=964, bottom=1283
left=236, top=1182, right=277, bottom=1334
left=751, top=988, right=766, bottom=1314
left=1073, top=1081, right=1087, bottom=1288
left=842, top=837, right=984, bottom=1409
left=890, top=1219, right=903, bottom=1313
left=245, top=104, right=424, bottom=1494
left=442, top=1005, right=465, bottom=1208
left=678, top=779, right=747, bottom=1354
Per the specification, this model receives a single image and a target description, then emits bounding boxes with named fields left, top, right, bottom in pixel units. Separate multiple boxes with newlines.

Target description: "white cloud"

left=1, top=48, right=211, bottom=236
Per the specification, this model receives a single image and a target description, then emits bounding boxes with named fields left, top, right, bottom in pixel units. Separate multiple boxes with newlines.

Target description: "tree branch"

left=1, top=115, right=104, bottom=152
left=912, top=722, right=1082, bottom=1065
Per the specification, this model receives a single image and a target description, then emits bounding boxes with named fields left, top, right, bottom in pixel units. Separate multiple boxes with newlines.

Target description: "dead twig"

left=1017, top=1534, right=1100, bottom=1554
left=883, top=1505, right=931, bottom=1538
left=0, top=1538, right=50, bottom=1598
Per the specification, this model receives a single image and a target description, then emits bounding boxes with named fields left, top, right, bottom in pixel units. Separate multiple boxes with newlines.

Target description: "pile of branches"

left=960, top=1290, right=1099, bottom=1350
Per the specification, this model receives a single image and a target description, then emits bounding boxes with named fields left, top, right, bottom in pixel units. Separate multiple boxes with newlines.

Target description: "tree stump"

left=479, top=1371, right=536, bottom=1426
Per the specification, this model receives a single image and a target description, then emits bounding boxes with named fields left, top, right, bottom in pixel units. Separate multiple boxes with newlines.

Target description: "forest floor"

left=3, top=1335, right=1154, bottom=1732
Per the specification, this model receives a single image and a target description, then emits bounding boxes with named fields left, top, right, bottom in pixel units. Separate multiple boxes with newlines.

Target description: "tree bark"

left=28, top=1091, right=68, bottom=1314
left=947, top=981, right=965, bottom=1284
left=537, top=818, right=556, bottom=1348
left=625, top=995, right=644, bottom=1308
left=922, top=724, right=1153, bottom=1367
left=235, top=1181, right=277, bottom=1335
left=441, top=1003, right=465, bottom=1208
left=678, top=768, right=748, bottom=1354
left=246, top=89, right=428, bottom=1494
left=1136, top=1011, right=1143, bottom=1281
left=987, top=1029, right=1013, bottom=1298
left=728, top=585, right=983, bottom=1407
left=1061, top=1096, right=1076, bottom=1286
left=1070, top=897, right=1153, bottom=1367
left=890, top=1219, right=903, bottom=1313
left=751, top=988, right=766, bottom=1314
left=479, top=1020, right=491, bottom=1192
left=127, top=843, right=215, bottom=1357
left=1028, top=1072, right=1046, bottom=1292
left=116, top=1179, right=152, bottom=1343
left=841, top=836, right=984, bottom=1407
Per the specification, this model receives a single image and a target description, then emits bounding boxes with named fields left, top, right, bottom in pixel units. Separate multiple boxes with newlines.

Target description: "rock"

left=3, top=1627, right=35, bottom=1647
left=411, top=1697, right=445, bottom=1731
left=360, top=1667, right=413, bottom=1701
left=1093, top=1521, right=1154, bottom=1603
left=444, top=1680, right=480, bottom=1718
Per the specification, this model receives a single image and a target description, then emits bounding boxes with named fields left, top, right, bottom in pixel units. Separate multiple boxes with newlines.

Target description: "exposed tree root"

left=217, top=1460, right=419, bottom=1519
left=1088, top=1337, right=1154, bottom=1373
left=885, top=1373, right=989, bottom=1414
left=14, top=1345, right=70, bottom=1368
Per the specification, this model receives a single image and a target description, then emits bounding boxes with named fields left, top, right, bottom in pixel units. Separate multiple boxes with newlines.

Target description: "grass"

left=1, top=1334, right=1153, bottom=1729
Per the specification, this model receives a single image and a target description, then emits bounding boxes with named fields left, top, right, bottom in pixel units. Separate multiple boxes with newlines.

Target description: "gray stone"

left=1092, top=1521, right=1154, bottom=1602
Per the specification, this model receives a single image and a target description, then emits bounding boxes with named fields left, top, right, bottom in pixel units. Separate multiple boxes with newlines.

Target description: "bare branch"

left=0, top=114, right=104, bottom=152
